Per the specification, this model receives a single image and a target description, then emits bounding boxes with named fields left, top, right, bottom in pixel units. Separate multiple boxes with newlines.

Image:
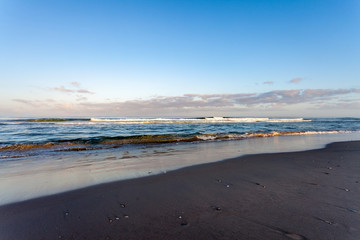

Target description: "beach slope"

left=0, top=141, right=359, bottom=240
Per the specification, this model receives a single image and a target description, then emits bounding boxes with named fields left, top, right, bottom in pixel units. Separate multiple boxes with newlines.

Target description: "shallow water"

left=1, top=117, right=360, bottom=153
left=0, top=131, right=359, bottom=206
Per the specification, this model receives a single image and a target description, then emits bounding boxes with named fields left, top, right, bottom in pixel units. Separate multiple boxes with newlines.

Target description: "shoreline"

left=1, top=132, right=359, bottom=206
left=1, top=140, right=360, bottom=239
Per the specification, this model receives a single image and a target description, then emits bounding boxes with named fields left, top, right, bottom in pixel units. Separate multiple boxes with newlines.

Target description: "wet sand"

left=0, top=141, right=359, bottom=240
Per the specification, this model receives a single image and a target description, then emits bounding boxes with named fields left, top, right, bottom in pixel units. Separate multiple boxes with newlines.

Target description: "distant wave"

left=1, top=117, right=311, bottom=125
left=27, top=118, right=90, bottom=122
left=0, top=117, right=311, bottom=125
left=0, top=118, right=90, bottom=125
left=88, top=117, right=311, bottom=124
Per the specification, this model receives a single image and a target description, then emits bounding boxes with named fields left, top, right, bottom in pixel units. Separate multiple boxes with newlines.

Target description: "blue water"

left=1, top=116, right=360, bottom=160
left=1, top=117, right=360, bottom=147
left=1, top=116, right=360, bottom=205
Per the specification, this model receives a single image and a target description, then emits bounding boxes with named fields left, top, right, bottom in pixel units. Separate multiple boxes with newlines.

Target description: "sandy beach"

left=2, top=0, right=360, bottom=239
left=0, top=140, right=359, bottom=240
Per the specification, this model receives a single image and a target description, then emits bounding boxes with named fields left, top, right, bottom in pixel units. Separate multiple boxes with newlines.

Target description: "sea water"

left=1, top=117, right=360, bottom=205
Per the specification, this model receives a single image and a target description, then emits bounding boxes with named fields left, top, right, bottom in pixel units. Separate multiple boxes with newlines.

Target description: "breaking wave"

left=27, top=118, right=90, bottom=122
left=0, top=117, right=311, bottom=125
left=0, top=130, right=349, bottom=155
left=88, top=117, right=311, bottom=124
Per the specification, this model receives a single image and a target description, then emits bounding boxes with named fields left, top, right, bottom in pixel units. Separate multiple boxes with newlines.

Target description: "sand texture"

left=0, top=141, right=359, bottom=240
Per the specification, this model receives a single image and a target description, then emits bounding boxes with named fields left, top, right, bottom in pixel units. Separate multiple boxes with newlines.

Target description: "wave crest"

left=0, top=130, right=349, bottom=158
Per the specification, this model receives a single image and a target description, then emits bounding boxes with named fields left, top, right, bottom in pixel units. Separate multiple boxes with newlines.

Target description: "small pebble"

left=308, top=182, right=318, bottom=186
left=285, top=233, right=306, bottom=240
left=347, top=208, right=359, bottom=213
left=255, top=182, right=266, bottom=188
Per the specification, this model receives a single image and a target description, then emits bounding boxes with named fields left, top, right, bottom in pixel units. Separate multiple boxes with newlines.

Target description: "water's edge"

left=1, top=132, right=360, bottom=206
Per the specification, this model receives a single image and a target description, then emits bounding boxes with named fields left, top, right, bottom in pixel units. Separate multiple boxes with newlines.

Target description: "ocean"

left=1, top=117, right=360, bottom=205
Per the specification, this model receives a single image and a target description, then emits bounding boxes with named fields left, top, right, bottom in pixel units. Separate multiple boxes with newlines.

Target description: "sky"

left=0, top=0, right=359, bottom=117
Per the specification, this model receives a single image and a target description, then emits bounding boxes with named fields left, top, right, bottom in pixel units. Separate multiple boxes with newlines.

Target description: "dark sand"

left=1, top=141, right=360, bottom=240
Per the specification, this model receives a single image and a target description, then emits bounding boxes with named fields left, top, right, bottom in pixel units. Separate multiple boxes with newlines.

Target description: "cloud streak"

left=12, top=88, right=360, bottom=117
left=75, top=88, right=360, bottom=116
left=289, top=78, right=302, bottom=84
left=52, top=86, right=95, bottom=94
left=263, top=81, right=274, bottom=85
left=70, top=81, right=80, bottom=87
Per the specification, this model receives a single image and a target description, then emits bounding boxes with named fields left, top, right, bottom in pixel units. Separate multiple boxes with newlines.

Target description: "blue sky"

left=0, top=0, right=359, bottom=117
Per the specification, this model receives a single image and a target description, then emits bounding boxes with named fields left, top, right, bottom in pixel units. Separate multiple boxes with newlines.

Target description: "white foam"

left=87, top=117, right=311, bottom=124
left=1, top=117, right=312, bottom=125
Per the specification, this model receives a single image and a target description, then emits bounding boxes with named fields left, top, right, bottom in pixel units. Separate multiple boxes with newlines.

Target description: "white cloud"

left=52, top=85, right=95, bottom=94
left=11, top=88, right=360, bottom=117
left=77, top=89, right=94, bottom=94
left=52, top=86, right=74, bottom=93
left=263, top=81, right=274, bottom=85
left=70, top=81, right=81, bottom=87
left=289, top=78, right=302, bottom=84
